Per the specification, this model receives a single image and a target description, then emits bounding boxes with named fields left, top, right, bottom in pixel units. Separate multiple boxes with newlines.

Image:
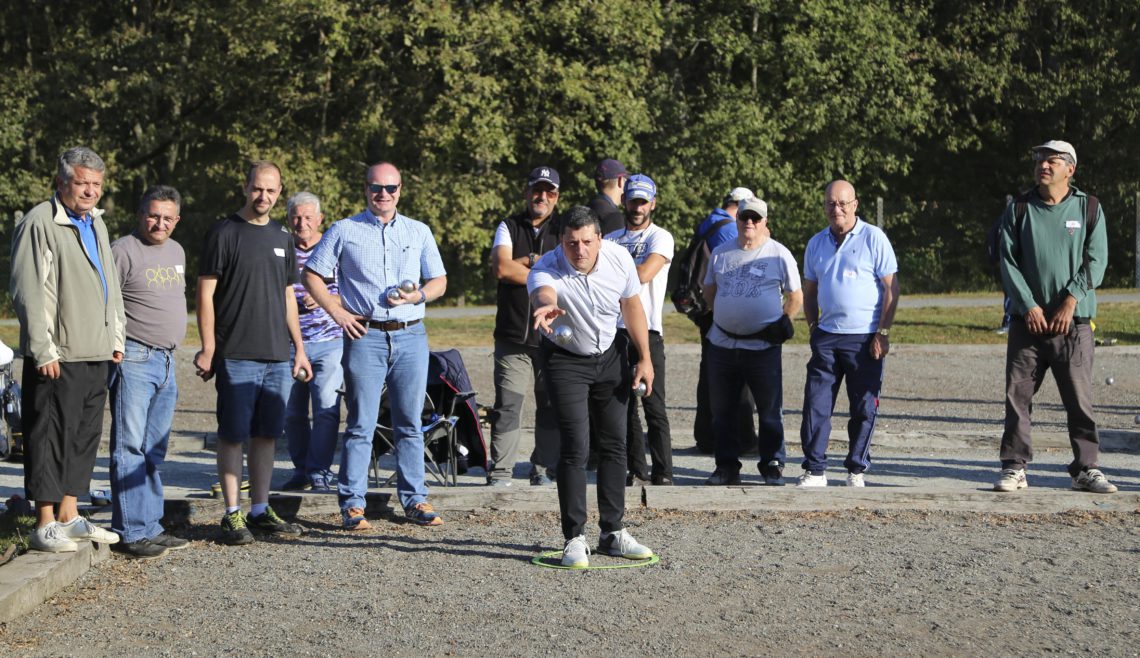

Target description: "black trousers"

left=619, top=330, right=672, bottom=479
left=23, top=360, right=109, bottom=502
left=542, top=340, right=628, bottom=539
left=694, top=316, right=757, bottom=453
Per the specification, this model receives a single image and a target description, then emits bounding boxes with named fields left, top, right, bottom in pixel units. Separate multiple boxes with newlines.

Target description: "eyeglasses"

left=825, top=199, right=856, bottom=211
left=145, top=213, right=178, bottom=225
left=368, top=183, right=401, bottom=195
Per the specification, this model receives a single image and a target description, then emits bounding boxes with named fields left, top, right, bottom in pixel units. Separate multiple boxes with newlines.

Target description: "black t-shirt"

left=588, top=193, right=626, bottom=235
left=199, top=214, right=298, bottom=361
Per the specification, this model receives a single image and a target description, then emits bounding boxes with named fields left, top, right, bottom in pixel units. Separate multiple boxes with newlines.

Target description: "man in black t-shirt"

left=588, top=158, right=627, bottom=235
left=194, top=161, right=311, bottom=545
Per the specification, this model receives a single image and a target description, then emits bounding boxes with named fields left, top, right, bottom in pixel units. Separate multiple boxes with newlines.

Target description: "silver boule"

left=634, top=381, right=648, bottom=397
left=294, top=367, right=308, bottom=382
left=399, top=279, right=417, bottom=293
left=553, top=325, right=573, bottom=345
left=1105, top=376, right=1114, bottom=385
left=387, top=288, right=403, bottom=301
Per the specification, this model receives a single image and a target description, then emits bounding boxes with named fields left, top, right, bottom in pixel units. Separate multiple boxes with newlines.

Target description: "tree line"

left=2, top=0, right=1137, bottom=306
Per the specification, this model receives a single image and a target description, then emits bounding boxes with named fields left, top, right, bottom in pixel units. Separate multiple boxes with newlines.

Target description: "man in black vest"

left=487, top=167, right=563, bottom=486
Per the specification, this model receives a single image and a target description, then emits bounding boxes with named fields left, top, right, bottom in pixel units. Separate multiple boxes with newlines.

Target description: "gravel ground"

left=1, top=509, right=1138, bottom=656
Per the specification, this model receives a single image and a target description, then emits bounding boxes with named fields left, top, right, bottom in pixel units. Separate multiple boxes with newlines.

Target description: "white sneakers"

left=845, top=472, right=865, bottom=488
left=561, top=529, right=654, bottom=568
left=1071, top=468, right=1117, bottom=494
left=994, top=468, right=1028, bottom=492
left=29, top=523, right=79, bottom=553
left=797, top=472, right=828, bottom=488
left=59, top=517, right=121, bottom=544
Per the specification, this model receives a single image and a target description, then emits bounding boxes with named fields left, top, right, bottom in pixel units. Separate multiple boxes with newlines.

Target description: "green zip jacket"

left=999, top=186, right=1107, bottom=318
left=10, top=196, right=125, bottom=367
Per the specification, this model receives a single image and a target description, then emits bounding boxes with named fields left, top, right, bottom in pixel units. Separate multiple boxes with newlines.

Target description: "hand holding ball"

left=387, top=288, right=403, bottom=302
left=399, top=280, right=417, bottom=293
left=633, top=381, right=648, bottom=397
left=294, top=367, right=309, bottom=382
left=553, top=325, right=573, bottom=345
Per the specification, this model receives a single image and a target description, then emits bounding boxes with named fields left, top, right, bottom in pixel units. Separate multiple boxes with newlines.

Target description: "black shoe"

left=114, top=538, right=169, bottom=560
left=652, top=475, right=674, bottom=486
left=219, top=510, right=255, bottom=546
left=760, top=460, right=785, bottom=486
left=626, top=471, right=650, bottom=486
left=149, top=533, right=190, bottom=551
left=246, top=507, right=304, bottom=538
left=705, top=468, right=741, bottom=486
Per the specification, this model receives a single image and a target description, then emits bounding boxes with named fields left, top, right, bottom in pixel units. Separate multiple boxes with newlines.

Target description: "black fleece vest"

left=494, top=211, right=560, bottom=346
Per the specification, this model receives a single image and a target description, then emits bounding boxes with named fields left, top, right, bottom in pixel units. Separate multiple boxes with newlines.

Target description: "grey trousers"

left=1001, top=319, right=1100, bottom=477
left=489, top=340, right=559, bottom=475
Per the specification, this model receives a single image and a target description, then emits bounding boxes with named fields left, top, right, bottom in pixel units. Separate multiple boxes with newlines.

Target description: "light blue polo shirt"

left=527, top=241, right=640, bottom=356
left=305, top=209, right=446, bottom=322
left=803, top=218, right=897, bottom=334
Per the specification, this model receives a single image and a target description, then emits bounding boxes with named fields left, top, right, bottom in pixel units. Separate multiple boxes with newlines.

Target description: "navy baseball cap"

left=527, top=166, right=560, bottom=189
left=595, top=158, right=628, bottom=180
left=624, top=174, right=657, bottom=202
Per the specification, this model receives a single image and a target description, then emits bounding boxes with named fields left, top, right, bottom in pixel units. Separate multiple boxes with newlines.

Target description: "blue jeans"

left=338, top=323, right=430, bottom=510
left=109, top=340, right=178, bottom=543
left=707, top=343, right=786, bottom=470
left=285, top=339, right=343, bottom=476
left=799, top=331, right=884, bottom=474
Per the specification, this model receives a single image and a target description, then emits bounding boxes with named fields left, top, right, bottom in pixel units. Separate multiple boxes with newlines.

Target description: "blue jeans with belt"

left=109, top=339, right=178, bottom=543
left=285, top=338, right=344, bottom=477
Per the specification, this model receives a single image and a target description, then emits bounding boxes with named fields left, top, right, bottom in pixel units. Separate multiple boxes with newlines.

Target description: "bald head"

left=364, top=162, right=403, bottom=221
left=823, top=179, right=859, bottom=238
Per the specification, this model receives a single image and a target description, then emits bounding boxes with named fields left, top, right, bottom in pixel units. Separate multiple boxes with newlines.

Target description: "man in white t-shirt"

left=702, top=197, right=803, bottom=486
left=605, top=174, right=675, bottom=485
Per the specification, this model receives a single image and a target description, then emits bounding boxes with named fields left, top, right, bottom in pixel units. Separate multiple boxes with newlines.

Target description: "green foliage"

left=1, top=0, right=1137, bottom=308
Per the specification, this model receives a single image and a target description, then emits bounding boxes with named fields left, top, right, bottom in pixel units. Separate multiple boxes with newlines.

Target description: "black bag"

left=671, top=218, right=732, bottom=320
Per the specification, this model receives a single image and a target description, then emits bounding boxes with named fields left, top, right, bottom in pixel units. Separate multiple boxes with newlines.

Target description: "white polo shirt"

left=605, top=223, right=674, bottom=334
left=527, top=240, right=641, bottom=356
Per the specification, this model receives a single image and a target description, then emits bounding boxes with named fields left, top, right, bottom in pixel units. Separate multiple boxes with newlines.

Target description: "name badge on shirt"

left=843, top=269, right=858, bottom=279
left=274, top=248, right=286, bottom=257
left=1065, top=220, right=1081, bottom=236
left=749, top=265, right=768, bottom=277
left=175, top=265, right=185, bottom=274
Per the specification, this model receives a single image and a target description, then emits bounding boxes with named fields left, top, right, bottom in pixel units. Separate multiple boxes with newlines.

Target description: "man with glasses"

left=799, top=180, right=898, bottom=488
left=196, top=161, right=310, bottom=545
left=304, top=162, right=449, bottom=528
left=487, top=166, right=562, bottom=486
left=108, top=185, right=191, bottom=559
left=994, top=140, right=1115, bottom=494
left=702, top=197, right=802, bottom=487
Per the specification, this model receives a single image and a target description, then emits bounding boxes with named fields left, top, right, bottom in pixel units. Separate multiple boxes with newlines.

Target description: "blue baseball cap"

left=527, top=166, right=560, bottom=189
left=623, top=174, right=657, bottom=202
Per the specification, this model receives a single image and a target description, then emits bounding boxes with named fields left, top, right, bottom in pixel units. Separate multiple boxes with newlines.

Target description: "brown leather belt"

left=365, top=318, right=422, bottom=332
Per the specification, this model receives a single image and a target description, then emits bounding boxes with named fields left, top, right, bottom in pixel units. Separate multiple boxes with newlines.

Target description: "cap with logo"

left=737, top=197, right=768, bottom=220
left=1031, top=140, right=1077, bottom=165
left=595, top=158, right=628, bottom=181
left=623, top=174, right=657, bottom=202
left=527, top=166, right=560, bottom=189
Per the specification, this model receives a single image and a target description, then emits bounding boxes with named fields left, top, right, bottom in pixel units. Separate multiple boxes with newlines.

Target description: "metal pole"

left=876, top=196, right=883, bottom=228
left=1134, top=191, right=1139, bottom=288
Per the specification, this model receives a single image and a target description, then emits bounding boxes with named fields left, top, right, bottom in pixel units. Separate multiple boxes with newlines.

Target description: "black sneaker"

left=113, top=539, right=169, bottom=560
left=651, top=475, right=674, bottom=486
left=149, top=533, right=190, bottom=551
left=705, top=467, right=741, bottom=486
left=220, top=510, right=255, bottom=546
left=760, top=460, right=785, bottom=486
left=626, top=471, right=650, bottom=486
left=246, top=506, right=304, bottom=538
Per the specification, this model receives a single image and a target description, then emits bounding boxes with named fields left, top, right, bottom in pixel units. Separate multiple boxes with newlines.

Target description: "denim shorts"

left=215, top=359, right=292, bottom=442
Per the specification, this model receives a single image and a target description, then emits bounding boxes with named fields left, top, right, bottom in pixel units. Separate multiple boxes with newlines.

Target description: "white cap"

left=724, top=187, right=754, bottom=205
left=1032, top=140, right=1077, bottom=165
left=737, top=197, right=768, bottom=219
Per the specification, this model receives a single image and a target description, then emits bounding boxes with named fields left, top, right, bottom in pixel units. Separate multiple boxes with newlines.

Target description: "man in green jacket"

left=11, top=147, right=126, bottom=551
left=995, top=140, right=1115, bottom=494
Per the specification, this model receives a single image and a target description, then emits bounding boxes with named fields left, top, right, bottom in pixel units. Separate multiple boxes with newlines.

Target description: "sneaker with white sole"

left=1072, top=468, right=1117, bottom=494
left=29, top=523, right=79, bottom=553
left=562, top=534, right=590, bottom=568
left=598, top=528, right=653, bottom=560
left=797, top=472, right=828, bottom=488
left=59, top=517, right=121, bottom=544
left=994, top=468, right=1028, bottom=492
left=846, top=472, right=865, bottom=487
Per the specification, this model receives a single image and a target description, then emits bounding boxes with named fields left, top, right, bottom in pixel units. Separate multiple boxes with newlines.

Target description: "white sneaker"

left=994, top=468, right=1028, bottom=492
left=29, top=523, right=79, bottom=553
left=59, top=517, right=121, bottom=544
left=797, top=472, right=828, bottom=488
left=561, top=535, right=590, bottom=568
left=846, top=472, right=865, bottom=487
left=1072, top=468, right=1117, bottom=494
left=598, top=528, right=653, bottom=560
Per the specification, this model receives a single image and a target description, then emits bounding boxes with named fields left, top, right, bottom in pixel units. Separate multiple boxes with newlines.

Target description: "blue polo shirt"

left=305, top=209, right=446, bottom=322
left=65, top=207, right=109, bottom=302
left=803, top=218, right=897, bottom=334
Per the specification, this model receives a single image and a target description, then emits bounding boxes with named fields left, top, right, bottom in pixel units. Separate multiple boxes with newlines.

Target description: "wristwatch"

left=877, top=328, right=891, bottom=337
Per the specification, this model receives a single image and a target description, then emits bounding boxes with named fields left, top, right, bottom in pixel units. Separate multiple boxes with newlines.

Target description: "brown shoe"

left=341, top=507, right=372, bottom=530
left=405, top=502, right=443, bottom=526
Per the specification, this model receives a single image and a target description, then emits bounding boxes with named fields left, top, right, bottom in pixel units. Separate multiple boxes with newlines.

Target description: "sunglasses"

left=367, top=183, right=401, bottom=195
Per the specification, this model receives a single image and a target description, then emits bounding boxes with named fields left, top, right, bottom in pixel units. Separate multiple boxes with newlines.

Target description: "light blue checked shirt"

left=305, top=209, right=446, bottom=322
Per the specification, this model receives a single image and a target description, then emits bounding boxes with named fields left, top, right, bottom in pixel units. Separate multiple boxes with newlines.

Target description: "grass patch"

left=0, top=511, right=35, bottom=556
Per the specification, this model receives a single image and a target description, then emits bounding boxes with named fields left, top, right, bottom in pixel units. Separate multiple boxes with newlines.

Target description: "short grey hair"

left=58, top=147, right=105, bottom=183
left=559, top=205, right=602, bottom=238
left=137, top=185, right=182, bottom=215
left=286, top=191, right=321, bottom=217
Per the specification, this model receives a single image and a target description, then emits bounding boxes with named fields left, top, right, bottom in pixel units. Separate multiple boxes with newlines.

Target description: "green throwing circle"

left=531, top=550, right=660, bottom=570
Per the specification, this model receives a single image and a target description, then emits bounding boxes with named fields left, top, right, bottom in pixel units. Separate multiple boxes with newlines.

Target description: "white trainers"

left=561, top=535, right=590, bottom=568
left=1072, top=468, right=1117, bottom=494
left=846, top=472, right=865, bottom=487
left=29, top=523, right=79, bottom=553
left=59, top=517, right=121, bottom=544
left=994, top=468, right=1028, bottom=492
left=797, top=472, right=828, bottom=488
left=598, top=528, right=653, bottom=560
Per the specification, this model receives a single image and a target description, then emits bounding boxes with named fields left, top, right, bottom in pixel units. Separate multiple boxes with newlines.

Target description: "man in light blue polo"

left=799, top=180, right=899, bottom=488
left=304, top=162, right=448, bottom=529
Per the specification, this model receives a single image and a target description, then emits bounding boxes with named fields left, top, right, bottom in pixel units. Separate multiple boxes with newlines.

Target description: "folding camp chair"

left=370, top=385, right=478, bottom=488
